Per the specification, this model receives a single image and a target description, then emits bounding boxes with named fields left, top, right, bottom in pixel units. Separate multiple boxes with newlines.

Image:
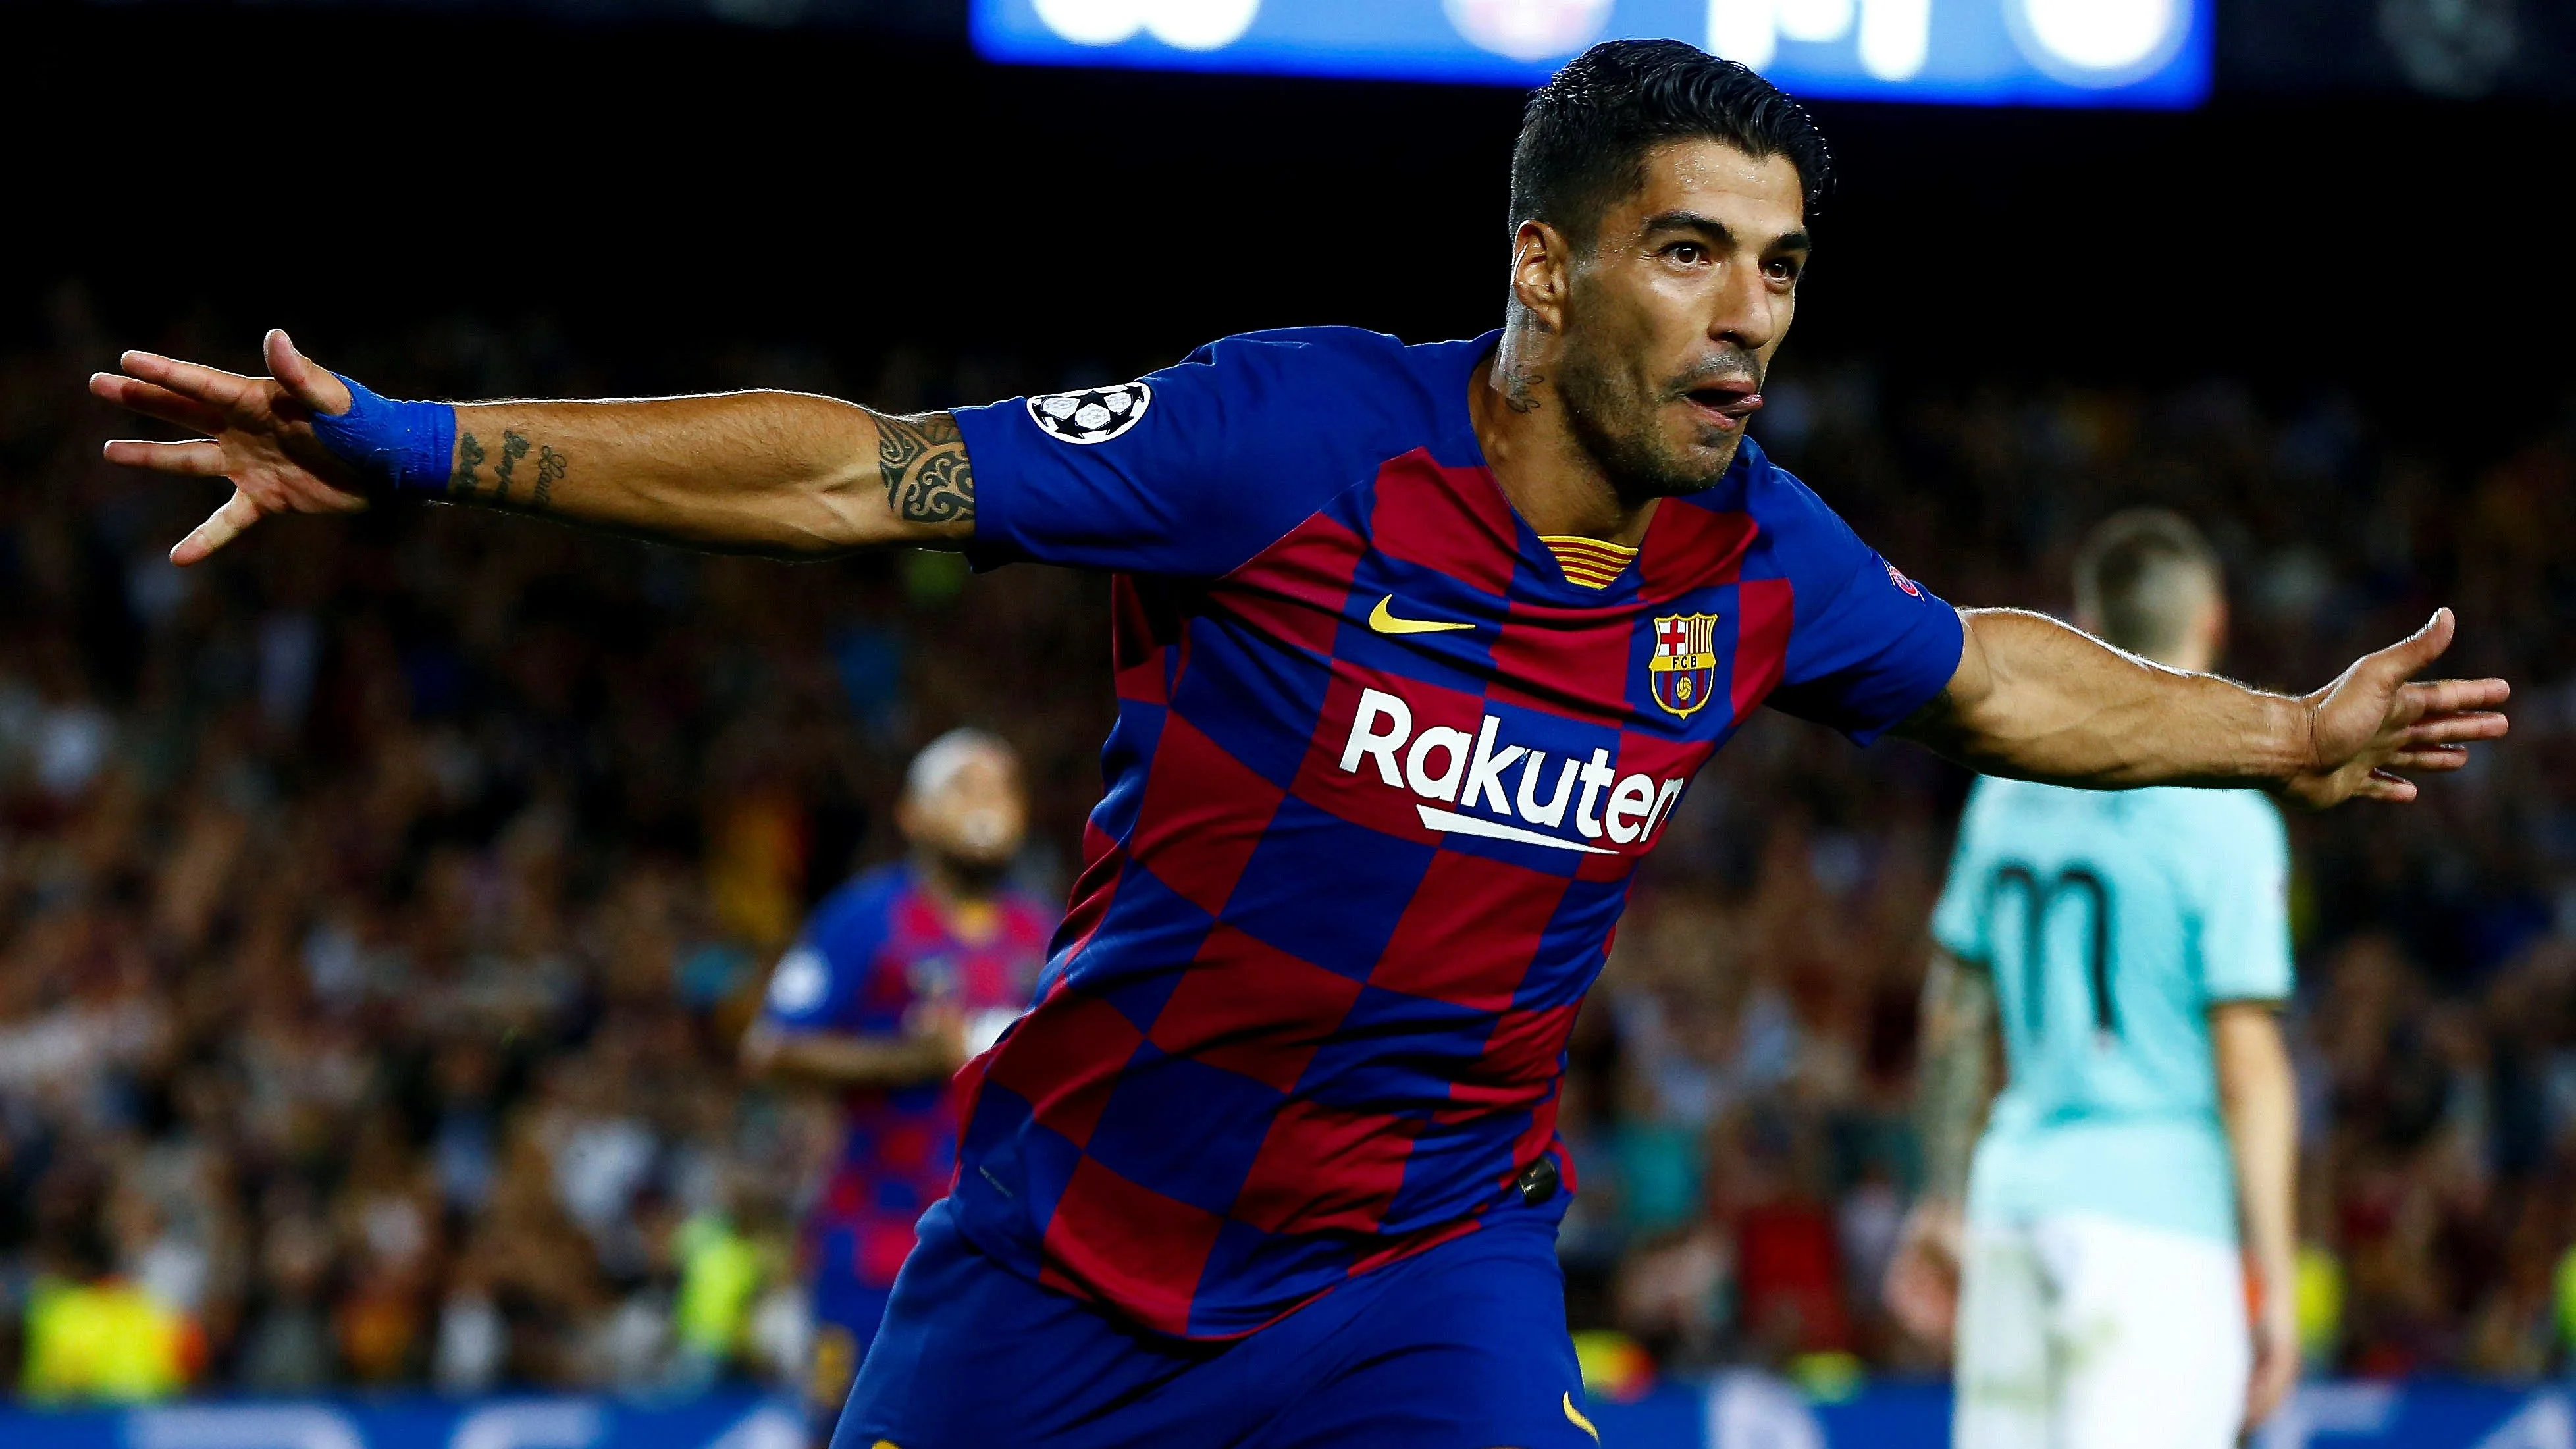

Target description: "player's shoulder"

left=1174, top=326, right=1488, bottom=433
left=1953, top=772, right=2039, bottom=845
left=1189, top=324, right=1471, bottom=375
left=1702, top=437, right=1880, bottom=569
left=2157, top=787, right=2290, bottom=864
left=1714, top=436, right=1825, bottom=522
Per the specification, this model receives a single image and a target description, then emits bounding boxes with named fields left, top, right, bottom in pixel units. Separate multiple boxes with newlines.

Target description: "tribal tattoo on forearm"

left=871, top=410, right=974, bottom=527
left=448, top=430, right=562, bottom=513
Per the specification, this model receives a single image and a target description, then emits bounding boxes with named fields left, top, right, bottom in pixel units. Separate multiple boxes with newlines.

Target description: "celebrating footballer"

left=94, top=40, right=2506, bottom=1449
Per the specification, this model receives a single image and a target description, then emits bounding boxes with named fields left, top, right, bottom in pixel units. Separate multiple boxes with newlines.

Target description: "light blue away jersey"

left=1931, top=777, right=2294, bottom=1242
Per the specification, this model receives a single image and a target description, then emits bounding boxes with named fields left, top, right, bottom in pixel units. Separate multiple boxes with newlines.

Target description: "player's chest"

left=866, top=925, right=1042, bottom=1013
left=1206, top=539, right=1774, bottom=748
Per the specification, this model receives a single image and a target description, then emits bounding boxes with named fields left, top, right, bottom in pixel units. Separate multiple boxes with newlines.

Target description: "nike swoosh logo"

left=1369, top=594, right=1473, bottom=635
left=1564, top=1392, right=1598, bottom=1442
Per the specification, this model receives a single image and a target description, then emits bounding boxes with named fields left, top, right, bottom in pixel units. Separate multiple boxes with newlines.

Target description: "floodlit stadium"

left=3, top=1, right=2573, bottom=1446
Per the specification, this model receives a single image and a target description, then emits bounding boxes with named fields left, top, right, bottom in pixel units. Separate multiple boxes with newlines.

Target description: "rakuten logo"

left=1336, top=688, right=1685, bottom=856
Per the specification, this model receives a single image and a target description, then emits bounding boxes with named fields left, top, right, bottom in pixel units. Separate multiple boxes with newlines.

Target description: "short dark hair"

left=1508, top=39, right=1834, bottom=249
left=2073, top=508, right=2222, bottom=659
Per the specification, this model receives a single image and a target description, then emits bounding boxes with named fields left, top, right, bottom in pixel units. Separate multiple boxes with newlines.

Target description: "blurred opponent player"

left=741, top=729, right=1051, bottom=1431
left=1885, top=511, right=2300, bottom=1448
left=95, top=39, right=2506, bottom=1449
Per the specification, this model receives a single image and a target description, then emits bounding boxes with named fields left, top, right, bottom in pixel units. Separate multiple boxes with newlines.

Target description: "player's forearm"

left=1915, top=949, right=1998, bottom=1203
left=741, top=1022, right=962, bottom=1088
left=2214, top=1005, right=2299, bottom=1329
left=1906, top=609, right=2311, bottom=790
left=431, top=392, right=972, bottom=557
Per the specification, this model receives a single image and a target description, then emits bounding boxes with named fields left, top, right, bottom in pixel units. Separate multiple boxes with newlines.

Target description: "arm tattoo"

left=450, top=432, right=486, bottom=500
left=872, top=410, right=975, bottom=528
left=448, top=429, right=564, bottom=513
left=533, top=446, right=565, bottom=510
left=492, top=431, right=531, bottom=505
left=1917, top=951, right=1999, bottom=1202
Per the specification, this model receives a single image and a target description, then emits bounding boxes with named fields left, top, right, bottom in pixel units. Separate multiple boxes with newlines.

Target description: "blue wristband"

left=307, top=374, right=456, bottom=496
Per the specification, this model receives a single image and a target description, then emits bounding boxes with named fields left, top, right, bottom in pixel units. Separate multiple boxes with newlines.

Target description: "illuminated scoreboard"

left=970, top=0, right=2211, bottom=107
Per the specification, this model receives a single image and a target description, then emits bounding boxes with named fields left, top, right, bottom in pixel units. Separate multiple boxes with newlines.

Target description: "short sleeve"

left=953, top=328, right=1465, bottom=579
left=1754, top=456, right=1964, bottom=745
left=758, top=891, right=897, bottom=1035
left=1930, top=779, right=1995, bottom=962
left=2192, top=796, right=2295, bottom=1005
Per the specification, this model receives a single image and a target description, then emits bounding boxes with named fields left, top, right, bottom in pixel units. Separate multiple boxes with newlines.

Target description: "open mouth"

left=1683, top=383, right=1764, bottom=427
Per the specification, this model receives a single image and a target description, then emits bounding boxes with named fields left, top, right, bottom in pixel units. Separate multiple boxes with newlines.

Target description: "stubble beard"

left=1554, top=327, right=1745, bottom=504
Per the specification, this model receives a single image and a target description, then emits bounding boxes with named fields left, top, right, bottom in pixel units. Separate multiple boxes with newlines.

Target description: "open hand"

left=92, top=329, right=367, bottom=565
left=1883, top=1198, right=1965, bottom=1348
left=2282, top=608, right=2509, bottom=808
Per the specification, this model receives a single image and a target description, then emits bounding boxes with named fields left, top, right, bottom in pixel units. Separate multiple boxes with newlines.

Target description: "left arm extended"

left=1898, top=607, right=2508, bottom=808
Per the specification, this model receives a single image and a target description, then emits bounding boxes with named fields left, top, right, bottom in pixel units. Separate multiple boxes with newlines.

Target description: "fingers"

left=265, top=329, right=352, bottom=415
left=103, top=438, right=230, bottom=477
left=2386, top=747, right=2471, bottom=773
left=90, top=372, right=228, bottom=435
left=2352, top=768, right=2418, bottom=804
left=2405, top=677, right=2511, bottom=719
left=115, top=350, right=259, bottom=410
left=2399, top=706, right=2509, bottom=747
left=170, top=488, right=265, bottom=566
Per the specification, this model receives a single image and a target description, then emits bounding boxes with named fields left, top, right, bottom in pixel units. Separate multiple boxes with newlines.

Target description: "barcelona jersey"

left=943, top=327, right=1962, bottom=1338
left=760, top=864, right=1052, bottom=1296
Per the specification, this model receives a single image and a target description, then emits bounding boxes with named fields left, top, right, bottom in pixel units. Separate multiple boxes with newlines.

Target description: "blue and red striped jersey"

left=760, top=864, right=1053, bottom=1291
left=944, top=328, right=1962, bottom=1338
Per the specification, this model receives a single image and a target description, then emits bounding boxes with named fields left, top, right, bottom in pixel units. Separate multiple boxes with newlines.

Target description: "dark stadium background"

left=7, top=0, right=2576, bottom=1419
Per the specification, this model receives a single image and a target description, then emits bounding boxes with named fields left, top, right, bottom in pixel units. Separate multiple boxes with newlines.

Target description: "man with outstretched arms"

left=96, top=41, right=2504, bottom=1449
left=1884, top=511, right=2304, bottom=1449
left=741, top=729, right=1052, bottom=1433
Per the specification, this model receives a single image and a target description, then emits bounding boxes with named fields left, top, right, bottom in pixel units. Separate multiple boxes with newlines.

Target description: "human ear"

left=1510, top=221, right=1573, bottom=333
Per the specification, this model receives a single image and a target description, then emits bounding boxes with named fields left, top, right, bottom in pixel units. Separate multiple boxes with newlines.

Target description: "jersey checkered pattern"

left=943, top=329, right=1962, bottom=1338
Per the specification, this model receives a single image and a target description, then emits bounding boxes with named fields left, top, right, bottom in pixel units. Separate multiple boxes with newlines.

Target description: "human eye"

left=1660, top=240, right=1710, bottom=265
left=1764, top=255, right=1804, bottom=284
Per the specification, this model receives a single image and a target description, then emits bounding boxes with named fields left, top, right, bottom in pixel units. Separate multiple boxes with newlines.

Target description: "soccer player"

left=1882, top=510, right=2301, bottom=1449
left=740, top=729, right=1052, bottom=1431
left=93, top=40, right=2504, bottom=1449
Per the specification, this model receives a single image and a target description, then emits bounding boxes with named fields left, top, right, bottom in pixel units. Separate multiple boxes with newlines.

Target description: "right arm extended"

left=92, top=329, right=973, bottom=564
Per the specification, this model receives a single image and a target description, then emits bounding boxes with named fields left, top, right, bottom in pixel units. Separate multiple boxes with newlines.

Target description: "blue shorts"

left=832, top=1199, right=1600, bottom=1449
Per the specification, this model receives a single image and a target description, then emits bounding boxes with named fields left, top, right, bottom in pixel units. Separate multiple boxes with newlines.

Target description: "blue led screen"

left=971, top=0, right=2211, bottom=107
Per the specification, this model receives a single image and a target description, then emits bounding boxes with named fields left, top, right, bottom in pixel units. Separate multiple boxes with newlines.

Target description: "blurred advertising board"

left=970, top=0, right=2213, bottom=106
left=1, top=1380, right=2569, bottom=1449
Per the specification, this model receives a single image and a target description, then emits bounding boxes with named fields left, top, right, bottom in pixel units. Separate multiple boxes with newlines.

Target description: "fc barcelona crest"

left=1649, top=613, right=1721, bottom=720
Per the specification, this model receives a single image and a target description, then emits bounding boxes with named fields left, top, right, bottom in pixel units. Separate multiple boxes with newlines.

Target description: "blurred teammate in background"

left=93, top=39, right=2504, bottom=1449
left=741, top=729, right=1051, bottom=1433
left=1885, top=510, right=2300, bottom=1448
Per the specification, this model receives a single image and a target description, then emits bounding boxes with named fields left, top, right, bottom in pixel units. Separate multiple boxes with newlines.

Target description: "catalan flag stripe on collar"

left=1537, top=534, right=1637, bottom=589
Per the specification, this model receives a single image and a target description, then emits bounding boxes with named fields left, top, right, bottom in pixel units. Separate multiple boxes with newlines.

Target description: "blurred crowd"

left=3, top=290, right=2575, bottom=1400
